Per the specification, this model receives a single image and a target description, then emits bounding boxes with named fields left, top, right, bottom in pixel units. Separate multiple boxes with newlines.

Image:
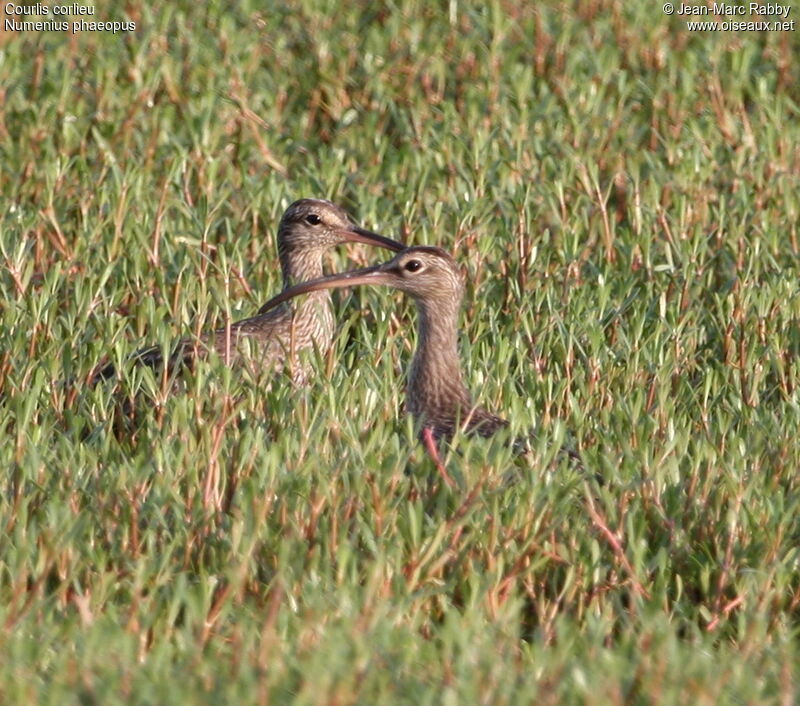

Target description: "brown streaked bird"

left=91, top=199, right=404, bottom=385
left=254, top=246, right=510, bottom=487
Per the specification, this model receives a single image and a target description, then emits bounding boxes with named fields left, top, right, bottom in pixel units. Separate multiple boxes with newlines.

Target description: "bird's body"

left=254, top=246, right=510, bottom=483
left=126, top=290, right=335, bottom=384
left=92, top=199, right=404, bottom=384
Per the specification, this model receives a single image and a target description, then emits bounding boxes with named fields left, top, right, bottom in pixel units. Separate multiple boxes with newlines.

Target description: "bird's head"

left=370, top=247, right=465, bottom=302
left=278, top=199, right=404, bottom=255
left=257, top=246, right=464, bottom=315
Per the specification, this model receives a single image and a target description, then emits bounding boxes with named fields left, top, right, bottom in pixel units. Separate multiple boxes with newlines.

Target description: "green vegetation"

left=2, top=1, right=799, bottom=702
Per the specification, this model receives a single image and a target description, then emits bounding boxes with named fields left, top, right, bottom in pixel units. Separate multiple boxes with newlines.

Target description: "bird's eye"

left=404, top=260, right=423, bottom=272
left=305, top=214, right=322, bottom=225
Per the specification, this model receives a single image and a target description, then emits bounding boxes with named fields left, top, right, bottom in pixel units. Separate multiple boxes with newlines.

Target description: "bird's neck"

left=408, top=298, right=508, bottom=440
left=280, top=246, right=325, bottom=288
left=414, top=300, right=462, bottom=376
left=279, top=247, right=333, bottom=338
left=408, top=298, right=471, bottom=417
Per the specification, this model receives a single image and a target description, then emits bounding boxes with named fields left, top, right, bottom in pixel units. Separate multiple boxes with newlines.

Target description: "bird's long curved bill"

left=343, top=226, right=404, bottom=252
left=258, top=263, right=394, bottom=315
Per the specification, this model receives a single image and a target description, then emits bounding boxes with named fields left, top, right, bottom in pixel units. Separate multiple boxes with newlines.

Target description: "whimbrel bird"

left=254, top=246, right=509, bottom=486
left=92, top=199, right=404, bottom=385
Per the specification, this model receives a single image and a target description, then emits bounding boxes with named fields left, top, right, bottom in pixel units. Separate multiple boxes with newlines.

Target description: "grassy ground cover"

left=1, top=1, right=799, bottom=702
